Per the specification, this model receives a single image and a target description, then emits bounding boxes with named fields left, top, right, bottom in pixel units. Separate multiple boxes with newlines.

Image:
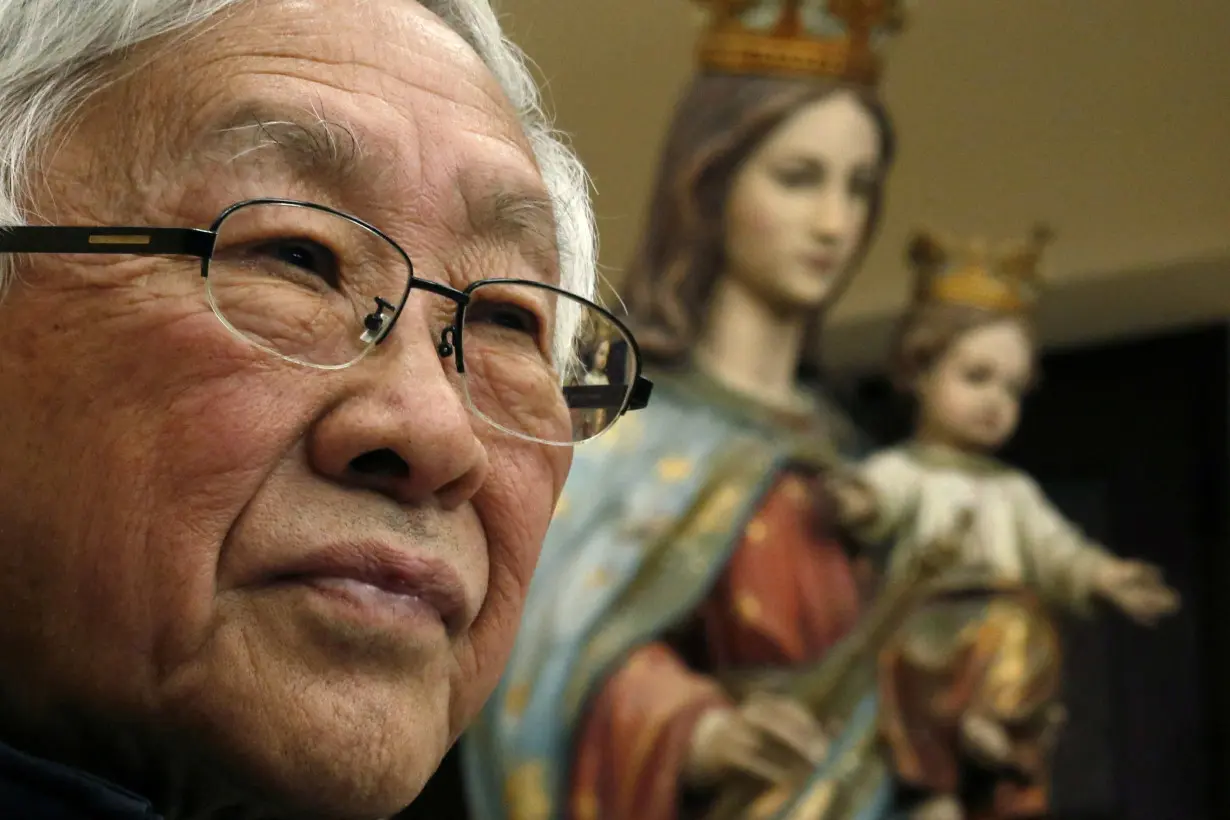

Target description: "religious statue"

left=827, top=224, right=1182, bottom=820
left=459, top=2, right=912, bottom=819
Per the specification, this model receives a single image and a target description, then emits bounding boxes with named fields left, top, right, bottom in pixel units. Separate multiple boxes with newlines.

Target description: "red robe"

left=568, top=473, right=863, bottom=820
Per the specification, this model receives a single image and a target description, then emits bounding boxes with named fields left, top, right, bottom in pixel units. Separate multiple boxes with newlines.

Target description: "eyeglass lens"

left=204, top=201, right=634, bottom=445
left=459, top=280, right=636, bottom=444
left=206, top=201, right=401, bottom=368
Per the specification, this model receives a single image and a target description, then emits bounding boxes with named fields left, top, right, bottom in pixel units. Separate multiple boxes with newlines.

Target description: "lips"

left=976, top=413, right=1002, bottom=430
left=267, top=542, right=469, bottom=635
left=802, top=254, right=836, bottom=271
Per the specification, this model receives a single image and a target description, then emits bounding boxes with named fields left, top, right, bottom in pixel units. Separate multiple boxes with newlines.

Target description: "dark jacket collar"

left=0, top=738, right=159, bottom=819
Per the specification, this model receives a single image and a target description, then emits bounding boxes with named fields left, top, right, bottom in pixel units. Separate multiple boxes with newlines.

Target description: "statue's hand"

left=958, top=712, right=1013, bottom=768
left=684, top=692, right=829, bottom=787
left=911, top=508, right=973, bottom=580
left=1095, top=558, right=1180, bottom=626
left=911, top=794, right=965, bottom=820
left=1037, top=703, right=1068, bottom=753
left=825, top=471, right=879, bottom=531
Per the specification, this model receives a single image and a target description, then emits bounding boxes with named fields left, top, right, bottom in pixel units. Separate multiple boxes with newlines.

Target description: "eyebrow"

left=192, top=102, right=561, bottom=280
left=461, top=174, right=561, bottom=280
left=196, top=102, right=364, bottom=193
left=773, top=154, right=881, bottom=175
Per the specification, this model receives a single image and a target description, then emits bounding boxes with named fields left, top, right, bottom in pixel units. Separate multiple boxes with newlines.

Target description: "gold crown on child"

left=690, top=0, right=908, bottom=85
left=908, top=224, right=1055, bottom=315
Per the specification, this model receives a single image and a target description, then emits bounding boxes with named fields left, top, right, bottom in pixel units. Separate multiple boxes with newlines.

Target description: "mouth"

left=802, top=254, right=837, bottom=272
left=976, top=414, right=1002, bottom=430
left=970, top=420, right=1005, bottom=443
left=267, top=543, right=469, bottom=636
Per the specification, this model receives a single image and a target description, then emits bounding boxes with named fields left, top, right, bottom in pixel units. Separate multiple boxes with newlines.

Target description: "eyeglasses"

left=0, top=198, right=652, bottom=445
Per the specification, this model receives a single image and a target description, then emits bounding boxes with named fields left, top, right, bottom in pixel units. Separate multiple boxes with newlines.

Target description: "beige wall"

left=499, top=0, right=1230, bottom=368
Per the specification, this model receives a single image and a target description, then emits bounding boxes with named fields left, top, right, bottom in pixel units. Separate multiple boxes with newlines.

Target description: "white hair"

left=0, top=0, right=596, bottom=355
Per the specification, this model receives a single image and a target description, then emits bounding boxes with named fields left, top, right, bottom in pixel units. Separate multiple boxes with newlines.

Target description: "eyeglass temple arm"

left=626, top=376, right=653, bottom=410
left=562, top=376, right=653, bottom=412
left=0, top=226, right=215, bottom=258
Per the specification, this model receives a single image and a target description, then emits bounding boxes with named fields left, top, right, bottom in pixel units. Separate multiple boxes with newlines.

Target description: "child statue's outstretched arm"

left=1015, top=475, right=1179, bottom=622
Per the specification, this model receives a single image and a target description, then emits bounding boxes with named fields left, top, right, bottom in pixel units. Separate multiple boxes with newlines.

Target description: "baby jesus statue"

left=829, top=224, right=1180, bottom=820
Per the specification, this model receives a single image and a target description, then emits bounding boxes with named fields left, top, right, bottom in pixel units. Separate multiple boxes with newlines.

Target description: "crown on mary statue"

left=690, top=0, right=908, bottom=85
left=908, top=224, right=1056, bottom=315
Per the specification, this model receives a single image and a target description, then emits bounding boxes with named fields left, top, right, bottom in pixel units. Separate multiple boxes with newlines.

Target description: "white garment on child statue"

left=854, top=442, right=1114, bottom=611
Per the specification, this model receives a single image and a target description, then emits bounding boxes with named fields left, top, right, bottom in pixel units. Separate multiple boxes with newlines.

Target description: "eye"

left=466, top=299, right=543, bottom=336
left=962, top=364, right=993, bottom=385
left=252, top=238, right=341, bottom=288
left=772, top=163, right=824, bottom=189
left=848, top=171, right=878, bottom=200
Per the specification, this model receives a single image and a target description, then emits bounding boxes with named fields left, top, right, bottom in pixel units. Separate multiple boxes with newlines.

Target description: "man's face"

left=0, top=0, right=571, bottom=816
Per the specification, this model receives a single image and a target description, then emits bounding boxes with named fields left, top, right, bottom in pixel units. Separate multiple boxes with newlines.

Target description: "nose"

left=811, top=188, right=851, bottom=246
left=981, top=392, right=1011, bottom=422
left=307, top=299, right=488, bottom=509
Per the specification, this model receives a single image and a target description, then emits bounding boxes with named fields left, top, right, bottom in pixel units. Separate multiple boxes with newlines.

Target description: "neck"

left=692, top=275, right=812, bottom=410
left=913, top=422, right=1000, bottom=460
left=913, top=424, right=959, bottom=451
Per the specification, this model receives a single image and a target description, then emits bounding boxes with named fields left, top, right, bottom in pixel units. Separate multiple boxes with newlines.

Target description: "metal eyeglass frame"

left=0, top=197, right=654, bottom=444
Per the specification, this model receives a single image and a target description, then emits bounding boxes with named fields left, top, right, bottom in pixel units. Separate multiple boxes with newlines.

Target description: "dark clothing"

left=0, top=738, right=159, bottom=819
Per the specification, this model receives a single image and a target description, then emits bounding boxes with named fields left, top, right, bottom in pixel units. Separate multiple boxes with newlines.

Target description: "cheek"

left=449, top=439, right=566, bottom=725
left=724, top=181, right=788, bottom=271
left=139, top=370, right=320, bottom=659
left=0, top=291, right=314, bottom=701
left=955, top=388, right=992, bottom=424
left=1000, top=398, right=1022, bottom=425
left=930, top=378, right=974, bottom=423
left=842, top=198, right=872, bottom=251
left=119, top=312, right=306, bottom=543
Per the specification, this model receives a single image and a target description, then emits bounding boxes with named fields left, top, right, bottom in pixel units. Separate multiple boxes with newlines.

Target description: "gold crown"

left=691, top=0, right=907, bottom=85
left=908, top=224, right=1055, bottom=314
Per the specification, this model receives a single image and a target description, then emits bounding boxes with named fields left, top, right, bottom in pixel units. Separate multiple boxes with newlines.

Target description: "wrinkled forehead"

left=93, top=0, right=547, bottom=233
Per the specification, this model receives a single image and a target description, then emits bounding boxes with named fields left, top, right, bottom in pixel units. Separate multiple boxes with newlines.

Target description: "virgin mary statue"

left=461, top=2, right=918, bottom=818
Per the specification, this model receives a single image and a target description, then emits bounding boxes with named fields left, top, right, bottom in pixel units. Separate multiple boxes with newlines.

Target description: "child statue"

left=834, top=225, right=1181, bottom=820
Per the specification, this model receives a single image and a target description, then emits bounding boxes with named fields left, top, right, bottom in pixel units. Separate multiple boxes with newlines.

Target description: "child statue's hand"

left=826, top=472, right=879, bottom=530
left=905, top=508, right=973, bottom=582
left=926, top=508, right=973, bottom=572
left=1094, top=559, right=1180, bottom=625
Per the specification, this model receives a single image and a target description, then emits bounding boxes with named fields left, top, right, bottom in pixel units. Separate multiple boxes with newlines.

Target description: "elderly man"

left=0, top=1, right=650, bottom=818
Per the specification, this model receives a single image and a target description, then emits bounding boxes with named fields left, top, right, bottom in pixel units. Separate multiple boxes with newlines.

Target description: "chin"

left=766, top=284, right=831, bottom=314
left=198, top=689, right=448, bottom=818
left=161, top=642, right=454, bottom=819
left=964, top=432, right=1010, bottom=454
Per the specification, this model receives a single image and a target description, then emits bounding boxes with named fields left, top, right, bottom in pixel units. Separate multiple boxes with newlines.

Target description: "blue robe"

left=460, top=370, right=896, bottom=820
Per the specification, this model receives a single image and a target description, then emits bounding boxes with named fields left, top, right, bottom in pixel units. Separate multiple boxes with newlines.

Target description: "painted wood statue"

left=828, top=225, right=1182, bottom=820
left=459, top=2, right=917, bottom=819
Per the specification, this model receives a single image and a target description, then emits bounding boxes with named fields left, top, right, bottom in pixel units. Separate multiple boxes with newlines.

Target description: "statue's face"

left=917, top=318, right=1034, bottom=452
left=722, top=90, right=881, bottom=314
